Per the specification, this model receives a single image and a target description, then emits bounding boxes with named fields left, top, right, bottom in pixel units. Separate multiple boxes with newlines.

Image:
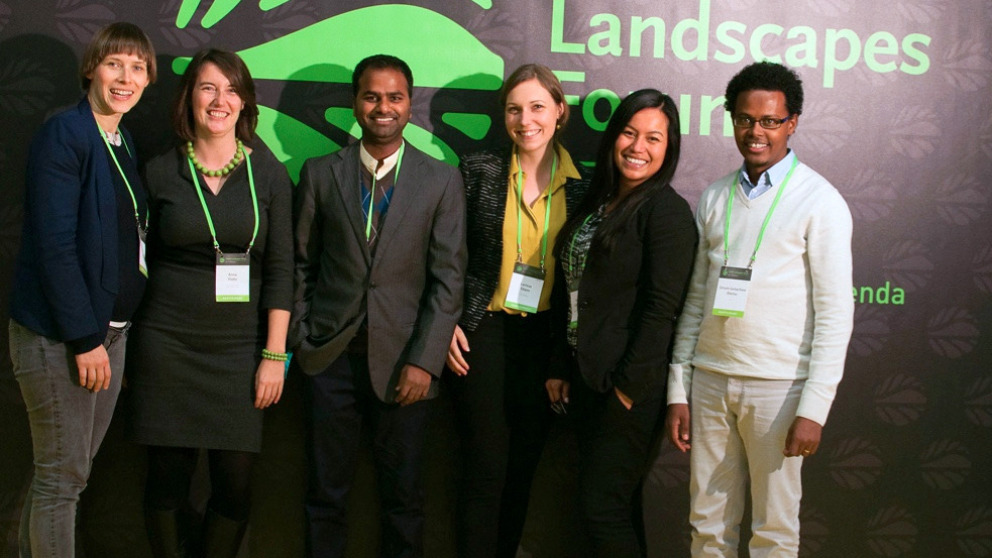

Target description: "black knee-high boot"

left=200, top=508, right=247, bottom=558
left=145, top=508, right=189, bottom=558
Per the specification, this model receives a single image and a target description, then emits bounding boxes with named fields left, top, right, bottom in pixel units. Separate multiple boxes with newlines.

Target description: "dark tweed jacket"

left=458, top=146, right=592, bottom=332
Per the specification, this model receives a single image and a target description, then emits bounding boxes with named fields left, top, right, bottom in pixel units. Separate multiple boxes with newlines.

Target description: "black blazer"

left=458, top=147, right=591, bottom=331
left=291, top=141, right=467, bottom=402
left=10, top=99, right=133, bottom=348
left=561, top=184, right=697, bottom=405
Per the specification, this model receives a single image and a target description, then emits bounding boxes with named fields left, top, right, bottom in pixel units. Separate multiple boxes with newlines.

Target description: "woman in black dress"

left=126, top=49, right=292, bottom=557
left=549, top=89, right=697, bottom=557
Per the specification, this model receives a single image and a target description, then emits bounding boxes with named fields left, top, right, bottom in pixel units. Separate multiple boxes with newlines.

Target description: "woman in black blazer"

left=446, top=63, right=590, bottom=558
left=549, top=89, right=697, bottom=557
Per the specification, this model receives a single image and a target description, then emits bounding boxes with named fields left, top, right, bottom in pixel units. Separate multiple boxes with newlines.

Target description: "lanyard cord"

left=97, top=123, right=146, bottom=232
left=365, top=142, right=405, bottom=241
left=514, top=151, right=558, bottom=271
left=723, top=156, right=799, bottom=268
left=188, top=150, right=258, bottom=255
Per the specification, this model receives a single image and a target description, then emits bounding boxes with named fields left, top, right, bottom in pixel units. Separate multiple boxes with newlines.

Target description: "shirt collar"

left=360, top=141, right=403, bottom=180
left=509, top=144, right=580, bottom=195
left=739, top=149, right=797, bottom=192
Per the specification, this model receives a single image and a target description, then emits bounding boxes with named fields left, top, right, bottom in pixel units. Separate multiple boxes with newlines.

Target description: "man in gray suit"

left=291, top=54, right=466, bottom=558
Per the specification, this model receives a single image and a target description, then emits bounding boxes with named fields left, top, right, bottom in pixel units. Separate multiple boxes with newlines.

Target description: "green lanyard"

left=723, top=156, right=799, bottom=268
left=514, top=151, right=558, bottom=271
left=187, top=150, right=258, bottom=254
left=97, top=123, right=146, bottom=232
left=365, top=142, right=405, bottom=241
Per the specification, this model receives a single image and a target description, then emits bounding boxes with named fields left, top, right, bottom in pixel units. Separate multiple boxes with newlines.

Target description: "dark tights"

left=145, top=446, right=255, bottom=521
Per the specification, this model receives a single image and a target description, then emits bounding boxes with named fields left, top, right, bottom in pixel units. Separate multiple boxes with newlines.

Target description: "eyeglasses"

left=732, top=115, right=792, bottom=129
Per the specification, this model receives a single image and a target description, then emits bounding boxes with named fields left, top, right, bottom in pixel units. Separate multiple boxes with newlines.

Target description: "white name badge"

left=712, top=266, right=752, bottom=318
left=138, top=235, right=148, bottom=278
left=216, top=252, right=250, bottom=302
left=569, top=290, right=579, bottom=329
left=505, top=262, right=545, bottom=313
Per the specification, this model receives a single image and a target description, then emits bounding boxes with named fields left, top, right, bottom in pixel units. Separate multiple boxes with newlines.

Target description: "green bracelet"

left=261, top=348, right=288, bottom=362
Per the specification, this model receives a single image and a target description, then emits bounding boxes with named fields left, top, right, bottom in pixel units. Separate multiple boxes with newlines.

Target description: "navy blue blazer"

left=10, top=98, right=130, bottom=349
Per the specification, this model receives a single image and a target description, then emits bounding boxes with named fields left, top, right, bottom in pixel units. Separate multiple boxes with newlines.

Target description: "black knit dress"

left=125, top=143, right=293, bottom=452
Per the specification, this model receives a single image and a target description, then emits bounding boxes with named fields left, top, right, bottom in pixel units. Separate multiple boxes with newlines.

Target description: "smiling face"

left=732, top=89, right=797, bottom=182
left=504, top=78, right=563, bottom=158
left=86, top=52, right=149, bottom=121
left=353, top=67, right=411, bottom=157
left=191, top=62, right=243, bottom=140
left=614, top=107, right=670, bottom=191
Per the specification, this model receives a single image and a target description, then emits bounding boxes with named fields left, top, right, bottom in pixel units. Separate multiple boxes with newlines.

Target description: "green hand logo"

left=177, top=0, right=493, bottom=28
left=173, top=3, right=504, bottom=180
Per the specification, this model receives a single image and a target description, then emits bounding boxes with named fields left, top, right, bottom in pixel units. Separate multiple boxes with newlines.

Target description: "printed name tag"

left=505, top=262, right=545, bottom=313
left=216, top=252, right=250, bottom=302
left=138, top=233, right=148, bottom=278
left=712, top=266, right=751, bottom=317
left=569, top=290, right=579, bottom=329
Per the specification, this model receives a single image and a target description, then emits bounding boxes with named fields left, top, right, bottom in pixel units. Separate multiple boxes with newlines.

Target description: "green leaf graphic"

left=176, top=0, right=200, bottom=28
left=233, top=5, right=503, bottom=89
left=441, top=112, right=492, bottom=140
left=257, top=105, right=340, bottom=182
left=201, top=0, right=241, bottom=28
left=259, top=0, right=292, bottom=10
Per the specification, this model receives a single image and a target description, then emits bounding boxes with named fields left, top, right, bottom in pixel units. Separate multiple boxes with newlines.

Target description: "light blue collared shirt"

left=739, top=149, right=797, bottom=200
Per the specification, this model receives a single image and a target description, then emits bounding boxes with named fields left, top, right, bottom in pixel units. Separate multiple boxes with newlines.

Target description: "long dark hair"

left=556, top=89, right=681, bottom=256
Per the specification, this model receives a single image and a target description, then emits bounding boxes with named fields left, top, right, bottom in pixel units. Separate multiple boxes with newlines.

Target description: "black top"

left=70, top=136, right=148, bottom=353
left=125, top=142, right=293, bottom=451
left=552, top=184, right=697, bottom=404
left=108, top=139, right=148, bottom=323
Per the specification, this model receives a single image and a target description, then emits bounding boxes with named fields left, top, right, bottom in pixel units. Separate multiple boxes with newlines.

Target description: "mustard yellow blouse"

left=487, top=145, right=581, bottom=314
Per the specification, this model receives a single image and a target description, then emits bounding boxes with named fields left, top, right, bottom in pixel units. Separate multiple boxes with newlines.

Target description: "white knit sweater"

left=668, top=159, right=854, bottom=425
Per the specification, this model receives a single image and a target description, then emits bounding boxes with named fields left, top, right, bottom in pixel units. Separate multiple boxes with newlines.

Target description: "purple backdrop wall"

left=1, top=1, right=990, bottom=556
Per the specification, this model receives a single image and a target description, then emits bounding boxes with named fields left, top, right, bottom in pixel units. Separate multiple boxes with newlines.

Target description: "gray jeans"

left=9, top=320, right=127, bottom=558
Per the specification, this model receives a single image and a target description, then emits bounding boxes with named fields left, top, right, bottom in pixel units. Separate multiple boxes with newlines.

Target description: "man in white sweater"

left=665, top=62, right=854, bottom=557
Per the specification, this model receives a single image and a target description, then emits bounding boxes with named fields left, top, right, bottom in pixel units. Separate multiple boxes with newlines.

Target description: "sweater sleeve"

left=795, top=187, right=854, bottom=425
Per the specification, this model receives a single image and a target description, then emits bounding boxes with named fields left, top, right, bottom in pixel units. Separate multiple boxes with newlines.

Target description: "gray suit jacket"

left=291, top=141, right=466, bottom=402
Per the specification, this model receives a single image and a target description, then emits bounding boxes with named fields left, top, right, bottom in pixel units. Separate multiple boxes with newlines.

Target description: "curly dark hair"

left=724, top=61, right=804, bottom=116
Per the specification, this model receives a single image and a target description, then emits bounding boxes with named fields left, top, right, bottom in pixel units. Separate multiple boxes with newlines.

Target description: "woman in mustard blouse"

left=446, top=63, right=590, bottom=558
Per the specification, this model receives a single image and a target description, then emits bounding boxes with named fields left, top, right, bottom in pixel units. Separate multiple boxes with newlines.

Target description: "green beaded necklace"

left=186, top=139, right=245, bottom=178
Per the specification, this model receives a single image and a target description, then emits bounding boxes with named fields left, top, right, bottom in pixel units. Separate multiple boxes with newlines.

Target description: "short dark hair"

left=172, top=49, right=258, bottom=143
left=557, top=89, right=682, bottom=255
left=79, top=22, right=157, bottom=91
left=352, top=54, right=413, bottom=98
left=499, top=63, right=570, bottom=129
left=724, top=61, right=804, bottom=116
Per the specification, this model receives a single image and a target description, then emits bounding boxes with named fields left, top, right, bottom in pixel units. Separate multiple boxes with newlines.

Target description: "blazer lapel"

left=332, top=146, right=372, bottom=265
left=372, top=147, right=421, bottom=257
